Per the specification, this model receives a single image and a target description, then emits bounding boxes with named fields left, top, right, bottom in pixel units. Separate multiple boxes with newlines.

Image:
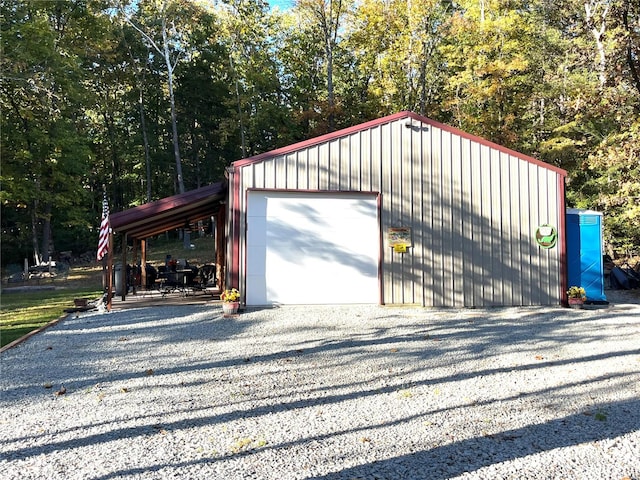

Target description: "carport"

left=105, top=182, right=227, bottom=308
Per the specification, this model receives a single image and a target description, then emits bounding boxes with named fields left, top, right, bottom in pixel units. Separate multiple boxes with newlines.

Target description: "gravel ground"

left=1, top=294, right=639, bottom=480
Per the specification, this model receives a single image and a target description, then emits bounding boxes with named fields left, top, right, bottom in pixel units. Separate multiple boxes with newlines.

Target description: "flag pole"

left=107, top=231, right=113, bottom=311
left=98, top=184, right=113, bottom=311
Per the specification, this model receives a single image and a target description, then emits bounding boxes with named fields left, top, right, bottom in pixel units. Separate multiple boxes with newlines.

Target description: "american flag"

left=97, top=191, right=110, bottom=261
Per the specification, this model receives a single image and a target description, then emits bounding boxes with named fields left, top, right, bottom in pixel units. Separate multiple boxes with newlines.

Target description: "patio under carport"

left=105, top=182, right=227, bottom=309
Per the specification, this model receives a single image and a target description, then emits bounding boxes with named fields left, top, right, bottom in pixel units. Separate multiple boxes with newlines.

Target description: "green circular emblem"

left=535, top=224, right=557, bottom=249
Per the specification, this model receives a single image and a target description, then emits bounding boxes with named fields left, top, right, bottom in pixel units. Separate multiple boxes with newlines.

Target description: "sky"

left=268, top=0, right=295, bottom=11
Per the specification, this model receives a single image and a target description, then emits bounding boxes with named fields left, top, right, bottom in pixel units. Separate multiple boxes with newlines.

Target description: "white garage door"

left=246, top=192, right=379, bottom=305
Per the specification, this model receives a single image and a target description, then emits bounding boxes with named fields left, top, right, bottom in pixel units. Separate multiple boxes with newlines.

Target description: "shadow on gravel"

left=2, top=301, right=639, bottom=479
left=303, top=397, right=640, bottom=479
left=0, top=305, right=260, bottom=399
left=32, top=396, right=638, bottom=480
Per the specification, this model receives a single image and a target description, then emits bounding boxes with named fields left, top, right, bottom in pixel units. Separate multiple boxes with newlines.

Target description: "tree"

left=584, top=0, right=611, bottom=89
left=175, top=10, right=235, bottom=185
left=296, top=0, right=353, bottom=131
left=275, top=6, right=329, bottom=137
left=345, top=0, right=452, bottom=118
left=440, top=0, right=542, bottom=147
left=119, top=0, right=190, bottom=195
left=1, top=0, right=94, bottom=263
left=218, top=0, right=292, bottom=155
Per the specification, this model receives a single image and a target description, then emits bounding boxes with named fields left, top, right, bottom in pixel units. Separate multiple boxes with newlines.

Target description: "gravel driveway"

left=1, top=297, right=639, bottom=479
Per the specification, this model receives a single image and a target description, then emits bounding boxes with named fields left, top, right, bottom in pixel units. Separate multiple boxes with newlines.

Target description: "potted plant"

left=567, top=286, right=586, bottom=308
left=221, top=287, right=240, bottom=315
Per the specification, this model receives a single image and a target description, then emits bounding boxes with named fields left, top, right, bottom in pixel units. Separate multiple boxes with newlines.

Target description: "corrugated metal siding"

left=233, top=115, right=563, bottom=307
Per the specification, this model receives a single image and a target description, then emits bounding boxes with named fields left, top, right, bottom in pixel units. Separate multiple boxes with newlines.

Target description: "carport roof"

left=109, top=182, right=227, bottom=240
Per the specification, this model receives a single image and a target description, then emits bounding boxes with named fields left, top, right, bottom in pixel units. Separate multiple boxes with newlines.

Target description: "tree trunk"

left=160, top=13, right=189, bottom=249
left=162, top=16, right=184, bottom=195
left=230, top=54, right=247, bottom=158
left=584, top=1, right=609, bottom=89
left=40, top=203, right=52, bottom=263
left=139, top=86, right=152, bottom=203
left=326, top=39, right=335, bottom=131
left=31, top=207, right=41, bottom=266
left=622, top=0, right=640, bottom=95
left=323, top=0, right=341, bottom=132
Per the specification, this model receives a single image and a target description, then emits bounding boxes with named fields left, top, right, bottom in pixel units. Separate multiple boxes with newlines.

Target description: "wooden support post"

left=132, top=238, right=138, bottom=294
left=121, top=233, right=127, bottom=301
left=141, top=239, right=147, bottom=291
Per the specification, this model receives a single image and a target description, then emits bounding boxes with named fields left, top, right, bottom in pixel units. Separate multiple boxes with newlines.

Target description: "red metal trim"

left=109, top=182, right=226, bottom=240
left=412, top=113, right=568, bottom=177
left=232, top=111, right=568, bottom=178
left=242, top=187, right=249, bottom=301
left=242, top=189, right=383, bottom=305
left=558, top=175, right=568, bottom=306
left=110, top=182, right=225, bottom=226
left=230, top=167, right=241, bottom=290
left=232, top=112, right=412, bottom=168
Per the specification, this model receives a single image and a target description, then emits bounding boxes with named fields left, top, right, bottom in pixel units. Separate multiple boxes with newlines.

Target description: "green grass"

left=1, top=286, right=102, bottom=347
left=1, top=264, right=103, bottom=348
left=0, top=235, right=217, bottom=348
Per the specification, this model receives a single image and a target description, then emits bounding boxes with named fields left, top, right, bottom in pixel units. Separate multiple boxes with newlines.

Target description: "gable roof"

left=109, top=182, right=226, bottom=240
left=233, top=111, right=567, bottom=177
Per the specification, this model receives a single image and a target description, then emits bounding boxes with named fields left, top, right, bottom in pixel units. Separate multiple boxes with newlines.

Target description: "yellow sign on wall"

left=388, top=227, right=411, bottom=247
left=394, top=243, right=407, bottom=253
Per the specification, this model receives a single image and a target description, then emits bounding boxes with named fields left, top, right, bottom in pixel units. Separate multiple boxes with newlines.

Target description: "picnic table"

left=4, top=262, right=69, bottom=285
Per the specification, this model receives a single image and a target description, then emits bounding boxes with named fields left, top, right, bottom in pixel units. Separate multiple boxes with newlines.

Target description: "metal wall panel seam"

left=489, top=149, right=502, bottom=305
left=509, top=156, right=522, bottom=305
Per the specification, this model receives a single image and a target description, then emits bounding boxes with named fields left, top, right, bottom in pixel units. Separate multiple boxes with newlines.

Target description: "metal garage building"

left=226, top=111, right=567, bottom=307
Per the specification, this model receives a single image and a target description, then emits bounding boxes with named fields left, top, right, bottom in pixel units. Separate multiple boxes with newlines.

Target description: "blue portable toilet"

left=566, top=209, right=607, bottom=302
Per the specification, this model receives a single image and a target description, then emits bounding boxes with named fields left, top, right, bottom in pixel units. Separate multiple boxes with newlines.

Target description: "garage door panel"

left=265, top=219, right=377, bottom=275
left=246, top=245, right=267, bottom=275
left=247, top=192, right=379, bottom=305
left=264, top=195, right=376, bottom=219
left=246, top=274, right=267, bottom=305
left=246, top=217, right=267, bottom=247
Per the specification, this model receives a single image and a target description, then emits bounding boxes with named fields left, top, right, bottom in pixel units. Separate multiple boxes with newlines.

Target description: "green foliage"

left=583, top=117, right=640, bottom=255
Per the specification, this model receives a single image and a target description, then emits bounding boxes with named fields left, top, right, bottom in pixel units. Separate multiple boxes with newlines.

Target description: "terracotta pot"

left=222, top=301, right=239, bottom=315
left=568, top=297, right=584, bottom=309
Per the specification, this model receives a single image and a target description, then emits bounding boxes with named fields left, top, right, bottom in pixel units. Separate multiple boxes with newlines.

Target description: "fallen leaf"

left=153, top=425, right=167, bottom=435
left=145, top=369, right=154, bottom=376
left=120, top=387, right=129, bottom=393
left=359, top=437, right=371, bottom=443
left=390, top=348, right=399, bottom=353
